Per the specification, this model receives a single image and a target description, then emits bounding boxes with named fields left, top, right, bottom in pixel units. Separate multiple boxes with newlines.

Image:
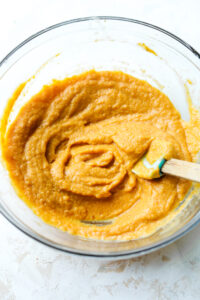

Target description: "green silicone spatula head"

left=132, top=154, right=166, bottom=179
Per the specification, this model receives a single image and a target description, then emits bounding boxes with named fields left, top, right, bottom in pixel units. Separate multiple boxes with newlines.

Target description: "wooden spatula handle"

left=162, top=158, right=200, bottom=183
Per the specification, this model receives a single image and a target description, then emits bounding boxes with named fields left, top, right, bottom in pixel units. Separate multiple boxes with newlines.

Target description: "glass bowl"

left=0, top=16, right=200, bottom=259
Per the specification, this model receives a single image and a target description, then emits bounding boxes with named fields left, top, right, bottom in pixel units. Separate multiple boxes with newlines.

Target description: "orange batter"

left=1, top=70, right=199, bottom=240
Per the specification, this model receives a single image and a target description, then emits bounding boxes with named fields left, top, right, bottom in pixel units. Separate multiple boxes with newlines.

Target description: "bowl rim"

left=1, top=16, right=200, bottom=258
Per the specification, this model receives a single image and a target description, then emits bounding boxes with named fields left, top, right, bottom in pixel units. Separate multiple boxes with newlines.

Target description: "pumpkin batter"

left=1, top=70, right=199, bottom=240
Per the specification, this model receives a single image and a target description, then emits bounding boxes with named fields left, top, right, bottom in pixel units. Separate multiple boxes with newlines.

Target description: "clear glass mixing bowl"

left=0, top=16, right=200, bottom=259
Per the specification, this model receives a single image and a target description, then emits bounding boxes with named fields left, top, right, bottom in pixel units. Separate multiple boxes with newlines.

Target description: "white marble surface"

left=1, top=0, right=200, bottom=299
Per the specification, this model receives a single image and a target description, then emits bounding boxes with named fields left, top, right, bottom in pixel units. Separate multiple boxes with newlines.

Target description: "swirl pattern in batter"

left=2, top=70, right=197, bottom=240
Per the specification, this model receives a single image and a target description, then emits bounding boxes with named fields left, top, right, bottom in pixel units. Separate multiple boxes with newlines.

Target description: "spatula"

left=132, top=157, right=200, bottom=182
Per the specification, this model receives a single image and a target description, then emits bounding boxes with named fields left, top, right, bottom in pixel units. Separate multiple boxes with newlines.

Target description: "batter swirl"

left=2, top=71, right=196, bottom=240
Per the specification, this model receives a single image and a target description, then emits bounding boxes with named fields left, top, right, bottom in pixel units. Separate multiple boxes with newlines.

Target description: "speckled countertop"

left=1, top=0, right=200, bottom=299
